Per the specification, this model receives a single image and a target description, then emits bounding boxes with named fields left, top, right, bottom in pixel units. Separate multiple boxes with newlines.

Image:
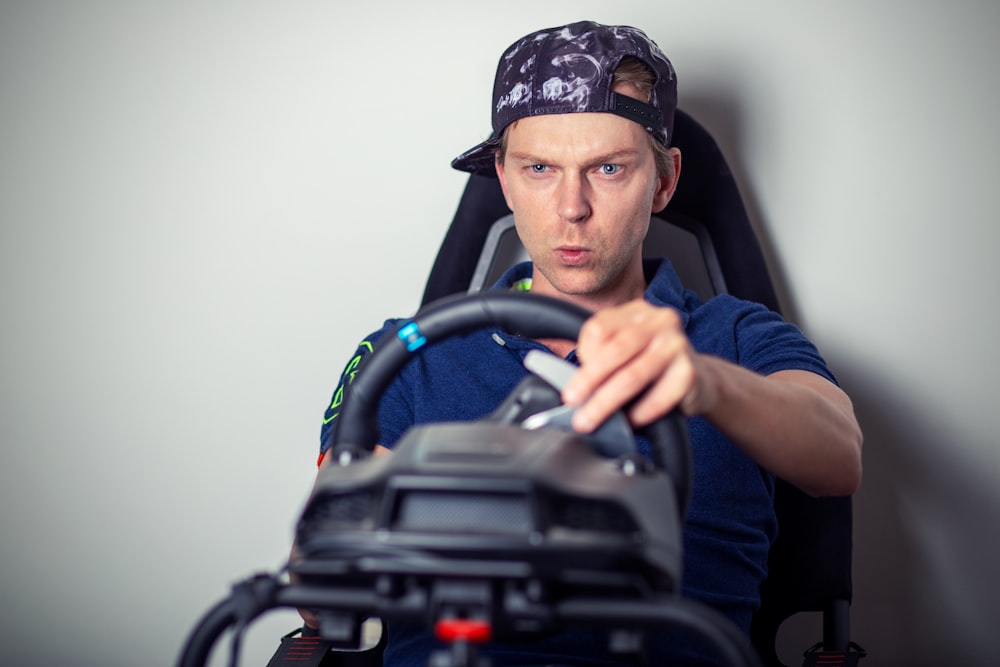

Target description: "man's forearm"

left=697, top=358, right=862, bottom=497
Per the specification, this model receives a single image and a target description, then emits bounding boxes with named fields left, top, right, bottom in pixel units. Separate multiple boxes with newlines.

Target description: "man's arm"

left=562, top=300, right=863, bottom=498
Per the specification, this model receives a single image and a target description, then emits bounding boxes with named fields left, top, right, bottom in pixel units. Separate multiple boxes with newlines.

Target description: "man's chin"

left=534, top=270, right=601, bottom=298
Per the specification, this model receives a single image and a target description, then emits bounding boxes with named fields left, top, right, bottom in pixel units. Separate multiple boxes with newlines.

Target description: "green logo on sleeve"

left=323, top=340, right=374, bottom=425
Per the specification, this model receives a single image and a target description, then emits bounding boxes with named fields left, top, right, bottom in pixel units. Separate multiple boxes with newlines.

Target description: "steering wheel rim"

left=331, top=291, right=691, bottom=517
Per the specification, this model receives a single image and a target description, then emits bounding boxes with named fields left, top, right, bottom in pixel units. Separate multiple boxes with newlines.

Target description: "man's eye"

left=530, top=164, right=548, bottom=173
left=600, top=164, right=622, bottom=175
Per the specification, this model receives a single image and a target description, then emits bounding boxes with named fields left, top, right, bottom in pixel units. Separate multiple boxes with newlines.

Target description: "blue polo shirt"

left=319, top=259, right=836, bottom=666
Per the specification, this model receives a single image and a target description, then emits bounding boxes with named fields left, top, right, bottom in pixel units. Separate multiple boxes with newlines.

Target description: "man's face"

left=495, top=109, right=677, bottom=305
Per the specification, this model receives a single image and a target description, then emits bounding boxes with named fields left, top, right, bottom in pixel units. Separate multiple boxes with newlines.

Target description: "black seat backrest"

left=421, top=109, right=855, bottom=667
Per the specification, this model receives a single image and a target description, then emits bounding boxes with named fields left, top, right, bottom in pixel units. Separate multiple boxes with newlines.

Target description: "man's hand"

left=560, top=299, right=863, bottom=497
left=562, top=300, right=705, bottom=433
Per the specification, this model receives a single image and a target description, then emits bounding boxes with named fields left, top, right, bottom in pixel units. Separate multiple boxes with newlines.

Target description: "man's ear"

left=651, top=147, right=682, bottom=214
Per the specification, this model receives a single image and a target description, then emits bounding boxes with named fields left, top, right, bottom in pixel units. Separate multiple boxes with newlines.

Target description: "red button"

left=434, top=618, right=492, bottom=643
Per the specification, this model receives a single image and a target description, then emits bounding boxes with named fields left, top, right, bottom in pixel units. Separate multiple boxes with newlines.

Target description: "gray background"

left=1, top=1, right=997, bottom=665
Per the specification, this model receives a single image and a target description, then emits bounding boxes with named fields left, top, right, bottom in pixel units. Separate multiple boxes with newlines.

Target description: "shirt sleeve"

left=318, top=320, right=401, bottom=460
left=731, top=302, right=838, bottom=384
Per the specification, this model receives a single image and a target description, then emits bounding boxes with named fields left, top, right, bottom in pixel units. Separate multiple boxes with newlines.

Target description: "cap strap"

left=609, top=92, right=663, bottom=131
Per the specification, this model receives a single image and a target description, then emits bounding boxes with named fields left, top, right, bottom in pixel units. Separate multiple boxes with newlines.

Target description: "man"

left=310, top=20, right=862, bottom=665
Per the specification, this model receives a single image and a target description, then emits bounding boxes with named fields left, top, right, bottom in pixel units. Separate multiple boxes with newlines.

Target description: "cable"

left=176, top=596, right=238, bottom=667
left=176, top=574, right=283, bottom=667
left=228, top=574, right=282, bottom=667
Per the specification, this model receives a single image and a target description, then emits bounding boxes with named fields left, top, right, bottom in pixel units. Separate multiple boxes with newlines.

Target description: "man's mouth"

left=555, top=246, right=590, bottom=265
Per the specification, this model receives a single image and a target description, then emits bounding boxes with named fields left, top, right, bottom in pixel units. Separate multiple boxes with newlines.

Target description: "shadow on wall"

left=839, top=365, right=1000, bottom=667
left=678, top=92, right=999, bottom=666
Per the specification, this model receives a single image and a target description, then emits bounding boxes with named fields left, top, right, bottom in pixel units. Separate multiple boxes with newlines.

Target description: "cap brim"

left=451, top=136, right=501, bottom=175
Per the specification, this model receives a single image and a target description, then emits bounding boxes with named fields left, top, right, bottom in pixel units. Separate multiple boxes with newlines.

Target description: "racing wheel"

left=328, top=290, right=691, bottom=514
left=293, top=291, right=692, bottom=642
left=177, top=292, right=762, bottom=667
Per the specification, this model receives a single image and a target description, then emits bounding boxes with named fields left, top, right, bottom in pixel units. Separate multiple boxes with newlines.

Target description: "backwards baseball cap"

left=451, top=20, right=677, bottom=175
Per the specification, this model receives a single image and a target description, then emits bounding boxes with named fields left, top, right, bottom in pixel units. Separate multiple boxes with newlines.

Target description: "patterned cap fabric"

left=451, top=21, right=677, bottom=174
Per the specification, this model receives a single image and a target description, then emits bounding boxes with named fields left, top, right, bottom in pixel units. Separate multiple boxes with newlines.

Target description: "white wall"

left=1, top=1, right=997, bottom=666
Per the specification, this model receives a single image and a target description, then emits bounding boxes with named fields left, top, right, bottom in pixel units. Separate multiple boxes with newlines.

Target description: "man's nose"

left=557, top=174, right=591, bottom=223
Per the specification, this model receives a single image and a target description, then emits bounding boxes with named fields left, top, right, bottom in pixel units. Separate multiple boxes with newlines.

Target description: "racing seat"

left=418, top=109, right=861, bottom=667
left=264, top=110, right=858, bottom=667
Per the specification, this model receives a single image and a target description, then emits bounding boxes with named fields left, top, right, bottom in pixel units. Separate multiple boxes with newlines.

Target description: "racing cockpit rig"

left=177, top=292, right=761, bottom=667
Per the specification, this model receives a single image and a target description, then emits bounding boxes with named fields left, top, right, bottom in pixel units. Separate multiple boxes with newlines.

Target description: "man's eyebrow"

left=506, top=150, right=549, bottom=164
left=507, top=147, right=640, bottom=165
left=586, top=148, right=640, bottom=166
